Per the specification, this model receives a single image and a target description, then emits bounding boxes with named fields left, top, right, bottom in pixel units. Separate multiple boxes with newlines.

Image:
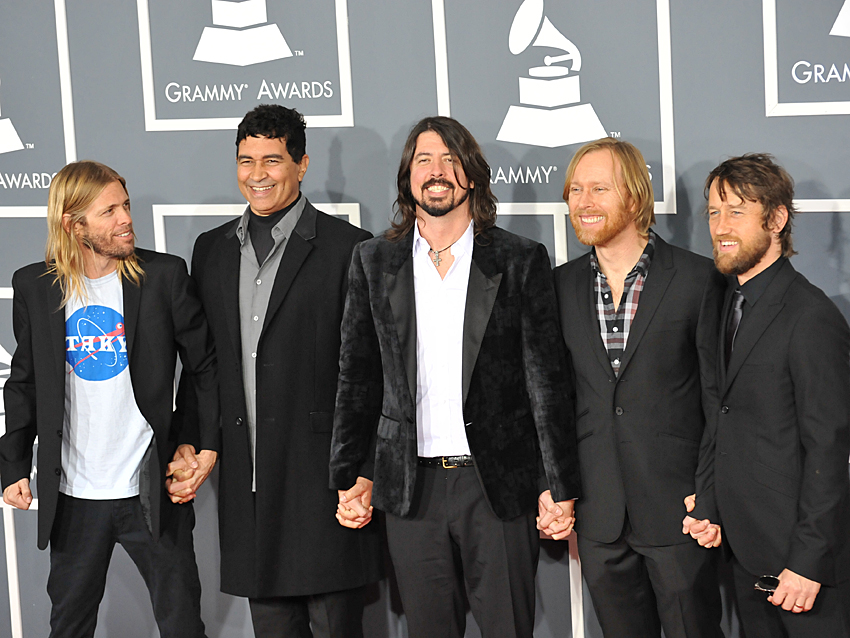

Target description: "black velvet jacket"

left=330, top=226, right=580, bottom=520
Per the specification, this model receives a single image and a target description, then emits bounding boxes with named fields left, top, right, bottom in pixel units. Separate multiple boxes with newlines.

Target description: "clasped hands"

left=166, top=444, right=218, bottom=504
left=536, top=490, right=576, bottom=540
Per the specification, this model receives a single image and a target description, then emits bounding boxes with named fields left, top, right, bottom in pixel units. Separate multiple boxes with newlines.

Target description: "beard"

left=79, top=223, right=135, bottom=260
left=414, top=179, right=470, bottom=217
left=713, top=231, right=771, bottom=276
left=570, top=207, right=633, bottom=247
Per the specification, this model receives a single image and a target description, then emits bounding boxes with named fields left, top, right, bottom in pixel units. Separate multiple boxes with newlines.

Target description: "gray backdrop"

left=1, top=0, right=848, bottom=636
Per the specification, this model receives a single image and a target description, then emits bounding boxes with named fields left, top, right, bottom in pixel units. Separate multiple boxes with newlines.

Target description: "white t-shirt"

left=60, top=271, right=153, bottom=499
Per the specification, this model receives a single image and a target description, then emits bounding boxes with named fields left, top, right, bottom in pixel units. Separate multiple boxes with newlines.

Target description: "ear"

left=769, top=205, right=789, bottom=235
left=298, top=154, right=310, bottom=182
left=61, top=213, right=74, bottom=234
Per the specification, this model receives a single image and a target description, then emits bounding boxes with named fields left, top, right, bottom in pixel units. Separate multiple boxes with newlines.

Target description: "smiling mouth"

left=579, top=215, right=604, bottom=224
left=718, top=239, right=739, bottom=249
left=424, top=179, right=453, bottom=194
left=250, top=185, right=274, bottom=193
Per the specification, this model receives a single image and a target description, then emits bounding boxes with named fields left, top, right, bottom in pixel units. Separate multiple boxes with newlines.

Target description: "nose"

left=711, top=210, right=731, bottom=237
left=430, top=158, right=448, bottom=178
left=116, top=206, right=132, bottom=227
left=571, top=188, right=592, bottom=211
left=250, top=161, right=267, bottom=182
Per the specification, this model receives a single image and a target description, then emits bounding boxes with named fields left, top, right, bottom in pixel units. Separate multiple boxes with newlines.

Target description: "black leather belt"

left=418, top=455, right=474, bottom=469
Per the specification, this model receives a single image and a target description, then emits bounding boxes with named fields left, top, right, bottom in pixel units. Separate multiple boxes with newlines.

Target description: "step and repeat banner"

left=1, top=1, right=848, bottom=636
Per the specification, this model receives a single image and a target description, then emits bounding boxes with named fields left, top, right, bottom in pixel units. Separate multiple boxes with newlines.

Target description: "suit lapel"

left=723, top=260, right=795, bottom=392
left=717, top=286, right=735, bottom=390
left=462, top=250, right=502, bottom=405
left=122, top=272, right=141, bottom=362
left=576, top=256, right=615, bottom=376
left=262, top=202, right=317, bottom=338
left=47, top=278, right=66, bottom=385
left=384, top=235, right=417, bottom=407
left=617, top=237, right=675, bottom=376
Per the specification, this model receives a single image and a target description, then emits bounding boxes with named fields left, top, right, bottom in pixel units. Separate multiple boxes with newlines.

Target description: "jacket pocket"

left=377, top=415, right=400, bottom=440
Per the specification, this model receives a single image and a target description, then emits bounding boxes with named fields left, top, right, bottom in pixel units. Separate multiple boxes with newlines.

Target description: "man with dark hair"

left=170, top=104, right=380, bottom=638
left=329, top=116, right=580, bottom=638
left=1, top=160, right=216, bottom=637
left=685, top=153, right=850, bottom=637
left=554, top=137, right=724, bottom=638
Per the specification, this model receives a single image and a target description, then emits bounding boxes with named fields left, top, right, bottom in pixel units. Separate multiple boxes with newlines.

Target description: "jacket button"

left=721, top=406, right=729, bottom=414
left=57, top=430, right=63, bottom=438
left=615, top=407, right=624, bottom=416
left=236, top=417, right=243, bottom=426
left=54, top=468, right=61, bottom=476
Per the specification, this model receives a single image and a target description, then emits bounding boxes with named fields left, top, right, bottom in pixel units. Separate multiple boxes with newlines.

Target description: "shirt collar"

left=736, top=255, right=785, bottom=306
left=413, top=218, right=475, bottom=260
left=235, top=193, right=306, bottom=246
left=590, top=228, right=656, bottom=278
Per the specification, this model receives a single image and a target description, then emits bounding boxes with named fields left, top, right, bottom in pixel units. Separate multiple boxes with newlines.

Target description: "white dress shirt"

left=413, top=220, right=474, bottom=457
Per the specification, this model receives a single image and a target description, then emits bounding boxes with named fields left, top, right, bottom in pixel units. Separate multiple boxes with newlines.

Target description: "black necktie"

left=725, top=290, right=745, bottom=368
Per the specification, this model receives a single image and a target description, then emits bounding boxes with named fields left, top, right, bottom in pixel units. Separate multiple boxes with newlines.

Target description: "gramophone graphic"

left=194, top=0, right=293, bottom=66
left=0, top=75, right=25, bottom=155
left=497, top=0, right=606, bottom=148
left=831, top=0, right=850, bottom=37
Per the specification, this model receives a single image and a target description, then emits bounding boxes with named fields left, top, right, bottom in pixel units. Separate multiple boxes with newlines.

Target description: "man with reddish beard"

left=553, top=138, right=724, bottom=638
left=330, top=116, right=580, bottom=638
left=684, top=154, right=850, bottom=637
left=1, top=160, right=217, bottom=637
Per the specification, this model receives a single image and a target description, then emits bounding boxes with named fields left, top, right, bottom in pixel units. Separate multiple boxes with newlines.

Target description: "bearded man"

left=685, top=153, right=850, bottom=638
left=329, top=116, right=580, bottom=638
left=553, top=137, right=724, bottom=638
left=0, top=160, right=217, bottom=637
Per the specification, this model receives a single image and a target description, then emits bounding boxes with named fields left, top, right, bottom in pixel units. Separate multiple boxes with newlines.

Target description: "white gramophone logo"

left=497, top=0, right=606, bottom=148
left=831, top=0, right=850, bottom=37
left=194, top=0, right=293, bottom=67
left=0, top=75, right=25, bottom=155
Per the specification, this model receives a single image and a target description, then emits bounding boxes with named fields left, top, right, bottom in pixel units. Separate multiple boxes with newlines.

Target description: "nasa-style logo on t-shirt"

left=65, top=305, right=128, bottom=381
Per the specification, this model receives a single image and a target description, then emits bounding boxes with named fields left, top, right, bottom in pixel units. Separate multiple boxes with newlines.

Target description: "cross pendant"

left=431, top=251, right=441, bottom=267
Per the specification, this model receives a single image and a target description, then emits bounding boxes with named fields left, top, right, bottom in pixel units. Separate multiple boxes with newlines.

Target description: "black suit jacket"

left=693, top=259, right=850, bottom=585
left=554, top=235, right=724, bottom=545
left=0, top=249, right=218, bottom=550
left=185, top=199, right=381, bottom=598
left=329, top=226, right=580, bottom=521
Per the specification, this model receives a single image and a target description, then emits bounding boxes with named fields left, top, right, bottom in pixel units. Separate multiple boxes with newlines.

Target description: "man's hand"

left=2, top=478, right=32, bottom=510
left=166, top=444, right=217, bottom=504
left=682, top=494, right=722, bottom=548
left=536, top=490, right=576, bottom=540
left=768, top=569, right=821, bottom=613
left=336, top=476, right=374, bottom=529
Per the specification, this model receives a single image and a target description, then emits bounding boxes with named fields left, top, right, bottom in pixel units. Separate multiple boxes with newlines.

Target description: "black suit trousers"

left=577, top=515, right=722, bottom=638
left=385, top=465, right=538, bottom=638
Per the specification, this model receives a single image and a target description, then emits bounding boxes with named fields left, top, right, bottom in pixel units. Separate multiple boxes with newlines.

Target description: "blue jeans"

left=47, top=493, right=206, bottom=638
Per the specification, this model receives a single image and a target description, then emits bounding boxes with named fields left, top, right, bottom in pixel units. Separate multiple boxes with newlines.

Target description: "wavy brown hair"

left=387, top=116, right=497, bottom=241
left=45, top=160, right=143, bottom=307
left=704, top=153, right=797, bottom=257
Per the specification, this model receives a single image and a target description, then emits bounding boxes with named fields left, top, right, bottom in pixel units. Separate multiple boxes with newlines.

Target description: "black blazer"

left=329, top=226, right=581, bottom=521
left=554, top=235, right=724, bottom=545
left=0, top=249, right=218, bottom=550
left=693, top=259, right=850, bottom=585
left=185, top=200, right=381, bottom=598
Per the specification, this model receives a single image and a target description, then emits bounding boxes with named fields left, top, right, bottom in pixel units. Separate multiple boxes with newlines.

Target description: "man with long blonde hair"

left=553, top=138, right=724, bottom=638
left=0, top=160, right=217, bottom=637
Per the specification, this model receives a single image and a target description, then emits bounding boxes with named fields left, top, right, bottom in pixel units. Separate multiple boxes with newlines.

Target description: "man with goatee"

left=329, top=116, right=580, bottom=638
left=685, top=153, right=850, bottom=637
left=553, top=137, right=724, bottom=638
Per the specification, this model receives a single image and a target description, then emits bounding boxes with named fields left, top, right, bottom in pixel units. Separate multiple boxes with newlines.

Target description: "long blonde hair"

left=563, top=138, right=656, bottom=236
left=45, top=160, right=143, bottom=307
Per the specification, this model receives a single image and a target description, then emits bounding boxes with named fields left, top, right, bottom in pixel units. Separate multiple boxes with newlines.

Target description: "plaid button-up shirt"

left=589, top=230, right=656, bottom=377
